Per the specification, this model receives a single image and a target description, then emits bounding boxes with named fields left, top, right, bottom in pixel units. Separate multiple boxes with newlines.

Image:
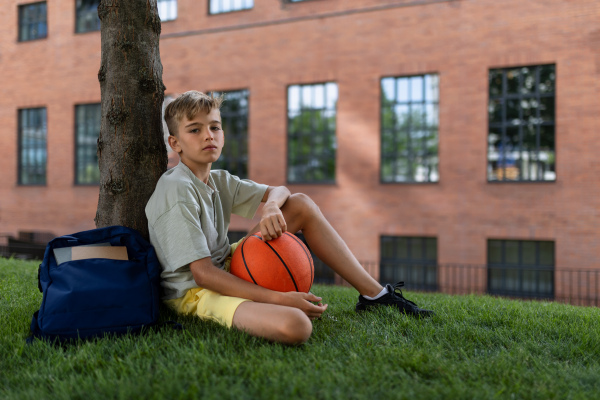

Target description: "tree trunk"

left=95, top=0, right=167, bottom=239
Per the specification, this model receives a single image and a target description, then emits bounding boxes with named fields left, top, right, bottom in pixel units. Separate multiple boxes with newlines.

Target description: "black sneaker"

left=356, top=282, right=434, bottom=318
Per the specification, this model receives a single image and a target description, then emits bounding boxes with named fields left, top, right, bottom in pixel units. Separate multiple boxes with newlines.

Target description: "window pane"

left=211, top=90, right=249, bottom=179
left=488, top=240, right=502, bottom=263
left=19, top=2, right=48, bottom=41
left=425, top=238, right=437, bottom=261
left=75, top=104, right=101, bottom=184
left=488, top=65, right=556, bottom=182
left=210, top=0, right=253, bottom=14
left=487, top=239, right=555, bottom=299
left=76, top=0, right=101, bottom=33
left=505, top=241, right=519, bottom=265
left=539, top=241, right=554, bottom=266
left=381, top=74, right=439, bottom=183
left=379, top=236, right=437, bottom=291
left=287, top=83, right=337, bottom=183
left=158, top=0, right=178, bottom=21
left=522, top=241, right=536, bottom=265
left=488, top=268, right=503, bottom=291
left=19, top=108, right=47, bottom=185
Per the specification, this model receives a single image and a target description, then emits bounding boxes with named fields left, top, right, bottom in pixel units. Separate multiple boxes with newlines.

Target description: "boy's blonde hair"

left=164, top=91, right=224, bottom=136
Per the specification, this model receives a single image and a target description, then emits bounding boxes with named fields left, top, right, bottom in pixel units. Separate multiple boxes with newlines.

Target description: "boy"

left=145, top=91, right=433, bottom=345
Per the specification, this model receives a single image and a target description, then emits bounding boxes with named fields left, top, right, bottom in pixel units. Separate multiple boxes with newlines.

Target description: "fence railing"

left=354, top=262, right=600, bottom=308
left=3, top=243, right=599, bottom=308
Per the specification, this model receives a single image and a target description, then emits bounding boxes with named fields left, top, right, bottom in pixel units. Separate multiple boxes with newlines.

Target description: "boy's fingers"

left=306, top=292, right=322, bottom=302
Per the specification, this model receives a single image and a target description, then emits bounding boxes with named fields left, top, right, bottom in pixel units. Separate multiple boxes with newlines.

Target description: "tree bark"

left=95, top=0, right=167, bottom=239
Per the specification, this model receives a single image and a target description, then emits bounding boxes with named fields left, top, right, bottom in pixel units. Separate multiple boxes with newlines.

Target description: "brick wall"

left=1, top=0, right=598, bottom=276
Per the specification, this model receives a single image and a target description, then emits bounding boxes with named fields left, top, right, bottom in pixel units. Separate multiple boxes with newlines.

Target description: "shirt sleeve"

left=228, top=174, right=269, bottom=219
left=151, top=201, right=212, bottom=273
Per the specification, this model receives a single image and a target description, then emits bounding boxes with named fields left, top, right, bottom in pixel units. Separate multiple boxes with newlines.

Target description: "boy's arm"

left=190, top=257, right=328, bottom=319
left=259, top=186, right=291, bottom=241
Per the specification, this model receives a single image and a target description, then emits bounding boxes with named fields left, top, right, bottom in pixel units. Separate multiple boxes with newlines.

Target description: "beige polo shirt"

left=145, top=163, right=268, bottom=299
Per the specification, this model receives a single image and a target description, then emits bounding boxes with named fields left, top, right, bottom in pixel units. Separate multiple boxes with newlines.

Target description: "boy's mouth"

left=203, top=145, right=217, bottom=150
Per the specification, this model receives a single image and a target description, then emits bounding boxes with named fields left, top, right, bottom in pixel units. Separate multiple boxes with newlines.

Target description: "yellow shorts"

left=163, top=238, right=249, bottom=328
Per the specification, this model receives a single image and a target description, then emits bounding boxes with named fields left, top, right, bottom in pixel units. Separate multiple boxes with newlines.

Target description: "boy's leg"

left=249, top=193, right=434, bottom=317
left=232, top=301, right=312, bottom=345
left=278, top=193, right=383, bottom=298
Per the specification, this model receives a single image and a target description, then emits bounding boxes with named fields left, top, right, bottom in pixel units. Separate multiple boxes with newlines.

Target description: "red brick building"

left=1, top=0, right=599, bottom=300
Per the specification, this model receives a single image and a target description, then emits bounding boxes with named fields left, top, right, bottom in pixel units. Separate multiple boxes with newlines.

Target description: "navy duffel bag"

left=28, top=225, right=162, bottom=342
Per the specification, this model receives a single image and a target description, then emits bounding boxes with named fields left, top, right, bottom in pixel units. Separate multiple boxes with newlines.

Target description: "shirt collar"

left=176, top=162, right=219, bottom=195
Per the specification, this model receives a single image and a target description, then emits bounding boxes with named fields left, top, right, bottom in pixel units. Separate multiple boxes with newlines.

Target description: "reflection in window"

left=287, top=83, right=337, bottom=183
left=75, top=104, right=101, bottom=185
left=19, top=2, right=47, bottom=41
left=210, top=0, right=253, bottom=14
left=488, top=239, right=554, bottom=299
left=158, top=0, right=177, bottom=21
left=18, top=108, right=47, bottom=185
left=211, top=90, right=249, bottom=179
left=76, top=0, right=101, bottom=33
left=381, top=74, right=439, bottom=183
left=380, top=236, right=437, bottom=291
left=488, top=65, right=556, bottom=182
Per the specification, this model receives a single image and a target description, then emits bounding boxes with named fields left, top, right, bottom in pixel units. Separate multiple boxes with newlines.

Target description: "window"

left=227, top=231, right=247, bottom=245
left=381, top=74, right=439, bottom=183
left=18, top=2, right=47, bottom=41
left=287, top=83, right=338, bottom=183
left=211, top=90, right=249, bottom=179
left=380, top=236, right=437, bottom=291
left=294, top=233, right=335, bottom=284
left=488, top=65, right=556, bottom=182
left=488, top=239, right=554, bottom=299
left=18, top=108, right=47, bottom=185
left=75, top=0, right=101, bottom=33
left=158, top=0, right=177, bottom=22
left=209, top=0, right=253, bottom=14
left=75, top=104, right=101, bottom=185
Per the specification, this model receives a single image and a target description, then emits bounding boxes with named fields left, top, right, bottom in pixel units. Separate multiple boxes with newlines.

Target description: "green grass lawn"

left=1, top=258, right=599, bottom=400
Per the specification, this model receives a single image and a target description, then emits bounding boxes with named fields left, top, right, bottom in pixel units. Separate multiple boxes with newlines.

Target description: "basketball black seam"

left=287, top=232, right=313, bottom=286
left=263, top=238, right=299, bottom=292
left=241, top=237, right=258, bottom=285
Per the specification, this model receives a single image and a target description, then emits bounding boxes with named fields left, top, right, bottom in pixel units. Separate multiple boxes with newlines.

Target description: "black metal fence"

left=2, top=239, right=599, bottom=308
left=353, top=262, right=600, bottom=308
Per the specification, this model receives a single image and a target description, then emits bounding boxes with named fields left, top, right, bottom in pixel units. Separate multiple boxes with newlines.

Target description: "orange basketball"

left=230, top=232, right=314, bottom=293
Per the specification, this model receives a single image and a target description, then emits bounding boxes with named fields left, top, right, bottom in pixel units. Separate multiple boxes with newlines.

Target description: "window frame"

left=157, top=0, right=178, bottom=22
left=209, top=89, right=250, bottom=179
left=380, top=73, right=440, bottom=184
left=18, top=107, right=48, bottom=186
left=379, top=236, right=438, bottom=291
left=74, top=103, right=101, bottom=186
left=75, top=0, right=101, bottom=34
left=18, top=1, right=48, bottom=42
left=487, top=239, right=555, bottom=299
left=286, top=82, right=338, bottom=185
left=487, top=64, right=556, bottom=183
left=208, top=0, right=254, bottom=15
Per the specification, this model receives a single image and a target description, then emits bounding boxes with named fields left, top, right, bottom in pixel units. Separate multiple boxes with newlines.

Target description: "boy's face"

left=168, top=108, right=224, bottom=170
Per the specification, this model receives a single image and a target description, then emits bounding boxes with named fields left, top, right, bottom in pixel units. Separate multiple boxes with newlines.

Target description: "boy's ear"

left=168, top=135, right=181, bottom=153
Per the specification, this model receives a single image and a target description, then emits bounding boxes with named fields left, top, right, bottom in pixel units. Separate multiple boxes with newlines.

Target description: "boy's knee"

left=286, top=193, right=320, bottom=217
left=279, top=309, right=313, bottom=345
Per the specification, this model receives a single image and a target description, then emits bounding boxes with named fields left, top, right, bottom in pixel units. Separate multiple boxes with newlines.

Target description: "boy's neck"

left=181, top=159, right=211, bottom=184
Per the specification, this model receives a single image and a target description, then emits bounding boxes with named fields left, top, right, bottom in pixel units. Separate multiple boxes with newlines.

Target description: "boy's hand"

left=281, top=292, right=328, bottom=320
left=260, top=202, right=287, bottom=241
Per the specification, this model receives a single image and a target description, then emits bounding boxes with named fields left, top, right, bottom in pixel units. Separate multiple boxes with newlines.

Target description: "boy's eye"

left=190, top=128, right=199, bottom=133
